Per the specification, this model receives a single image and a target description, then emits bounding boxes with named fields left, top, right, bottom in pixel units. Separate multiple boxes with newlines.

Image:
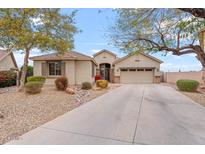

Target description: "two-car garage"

left=120, top=68, right=154, bottom=84
left=111, top=52, right=162, bottom=84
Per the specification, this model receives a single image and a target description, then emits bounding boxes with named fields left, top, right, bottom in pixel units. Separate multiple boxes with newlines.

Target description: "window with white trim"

left=48, top=61, right=61, bottom=76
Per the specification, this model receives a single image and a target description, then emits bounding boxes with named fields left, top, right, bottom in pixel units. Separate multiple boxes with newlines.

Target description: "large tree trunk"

left=179, top=8, right=205, bottom=19
left=18, top=49, right=30, bottom=91
left=194, top=45, right=205, bottom=85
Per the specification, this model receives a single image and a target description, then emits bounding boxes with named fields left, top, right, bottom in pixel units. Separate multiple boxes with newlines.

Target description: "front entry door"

left=100, top=63, right=110, bottom=81
left=104, top=68, right=110, bottom=81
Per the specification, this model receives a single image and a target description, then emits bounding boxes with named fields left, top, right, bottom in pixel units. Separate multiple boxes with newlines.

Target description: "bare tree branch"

left=177, top=30, right=181, bottom=49
left=155, top=20, right=167, bottom=47
left=128, top=36, right=201, bottom=56
left=173, top=50, right=194, bottom=55
left=179, top=8, right=205, bottom=19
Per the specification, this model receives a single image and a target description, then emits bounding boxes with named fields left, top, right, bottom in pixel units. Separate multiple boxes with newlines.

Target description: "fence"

left=163, top=71, right=203, bottom=84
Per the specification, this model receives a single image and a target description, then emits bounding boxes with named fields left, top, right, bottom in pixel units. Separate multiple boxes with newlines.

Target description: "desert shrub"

left=176, top=79, right=199, bottom=92
left=27, top=76, right=46, bottom=83
left=0, top=70, right=16, bottom=88
left=24, top=81, right=43, bottom=94
left=96, top=80, right=108, bottom=89
left=55, top=77, right=68, bottom=90
left=81, top=82, right=92, bottom=90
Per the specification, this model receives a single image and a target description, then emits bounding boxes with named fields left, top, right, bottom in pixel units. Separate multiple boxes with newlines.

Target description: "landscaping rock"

left=0, top=84, right=118, bottom=144
left=200, top=86, right=205, bottom=89
left=75, top=89, right=90, bottom=105
left=65, top=87, right=75, bottom=95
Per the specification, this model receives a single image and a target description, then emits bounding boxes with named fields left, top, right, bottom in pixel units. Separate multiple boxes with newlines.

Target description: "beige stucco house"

left=31, top=49, right=162, bottom=85
left=30, top=51, right=97, bottom=85
left=93, top=49, right=163, bottom=84
left=0, top=50, right=18, bottom=71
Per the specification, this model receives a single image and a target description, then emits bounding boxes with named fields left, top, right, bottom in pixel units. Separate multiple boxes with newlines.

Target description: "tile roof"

left=0, top=50, right=9, bottom=60
left=113, top=52, right=163, bottom=64
left=93, top=49, right=117, bottom=57
left=30, top=51, right=97, bottom=65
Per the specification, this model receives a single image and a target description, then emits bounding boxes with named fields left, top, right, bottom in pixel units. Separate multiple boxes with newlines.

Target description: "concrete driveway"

left=7, top=84, right=205, bottom=144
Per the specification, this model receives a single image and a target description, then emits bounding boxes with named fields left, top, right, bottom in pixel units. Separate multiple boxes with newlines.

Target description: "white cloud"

left=161, top=62, right=202, bottom=72
left=32, top=17, right=43, bottom=26
left=187, top=53, right=197, bottom=57
left=165, top=52, right=197, bottom=59
left=91, top=49, right=101, bottom=53
left=13, top=49, right=45, bottom=68
left=82, top=42, right=107, bottom=46
left=166, top=53, right=181, bottom=59
left=14, top=53, right=37, bottom=68
left=173, top=56, right=181, bottom=59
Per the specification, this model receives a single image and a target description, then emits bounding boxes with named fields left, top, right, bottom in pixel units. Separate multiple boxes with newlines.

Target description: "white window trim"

left=48, top=61, right=62, bottom=76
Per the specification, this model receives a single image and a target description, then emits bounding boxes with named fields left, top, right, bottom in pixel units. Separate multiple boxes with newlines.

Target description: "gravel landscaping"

left=181, top=91, right=205, bottom=107
left=0, top=83, right=120, bottom=144
left=161, top=82, right=205, bottom=107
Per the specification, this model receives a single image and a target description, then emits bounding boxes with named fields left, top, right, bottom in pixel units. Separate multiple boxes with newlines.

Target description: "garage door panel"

left=120, top=70, right=153, bottom=84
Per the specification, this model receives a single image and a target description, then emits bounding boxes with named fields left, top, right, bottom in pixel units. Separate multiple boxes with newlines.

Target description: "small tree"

left=0, top=9, right=78, bottom=90
left=19, top=65, right=33, bottom=83
left=110, top=8, right=205, bottom=83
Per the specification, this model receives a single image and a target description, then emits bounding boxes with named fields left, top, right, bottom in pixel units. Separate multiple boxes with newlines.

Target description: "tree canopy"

left=179, top=8, right=205, bottom=19
left=110, top=8, right=205, bottom=67
left=0, top=9, right=78, bottom=88
left=0, top=8, right=78, bottom=53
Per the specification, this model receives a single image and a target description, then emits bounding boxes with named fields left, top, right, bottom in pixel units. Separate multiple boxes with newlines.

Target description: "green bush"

left=55, top=77, right=68, bottom=90
left=27, top=76, right=46, bottom=83
left=24, top=81, right=43, bottom=94
left=176, top=79, right=199, bottom=92
left=81, top=82, right=92, bottom=90
left=0, top=70, right=16, bottom=88
left=96, top=80, right=108, bottom=89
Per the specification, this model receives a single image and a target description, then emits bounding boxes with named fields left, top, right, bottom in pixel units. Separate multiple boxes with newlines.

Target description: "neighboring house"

left=93, top=49, right=163, bottom=84
left=30, top=51, right=97, bottom=85
left=31, top=49, right=163, bottom=85
left=0, top=50, right=18, bottom=71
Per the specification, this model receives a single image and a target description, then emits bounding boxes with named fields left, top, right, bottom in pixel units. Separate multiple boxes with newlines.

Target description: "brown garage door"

left=120, top=68, right=154, bottom=84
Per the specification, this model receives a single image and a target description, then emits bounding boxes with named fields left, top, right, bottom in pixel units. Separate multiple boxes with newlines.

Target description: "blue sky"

left=13, top=8, right=202, bottom=72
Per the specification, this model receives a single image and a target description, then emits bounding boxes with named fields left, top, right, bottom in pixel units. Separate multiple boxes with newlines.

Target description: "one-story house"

left=30, top=51, right=97, bottom=85
left=93, top=49, right=163, bottom=84
left=31, top=49, right=163, bottom=84
left=0, top=50, right=18, bottom=71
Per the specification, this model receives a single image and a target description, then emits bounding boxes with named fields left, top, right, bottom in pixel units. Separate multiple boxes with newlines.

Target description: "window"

left=145, top=69, right=152, bottom=71
left=129, top=69, right=136, bottom=71
left=48, top=62, right=61, bottom=76
left=137, top=69, right=144, bottom=71
left=121, top=69, right=128, bottom=71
